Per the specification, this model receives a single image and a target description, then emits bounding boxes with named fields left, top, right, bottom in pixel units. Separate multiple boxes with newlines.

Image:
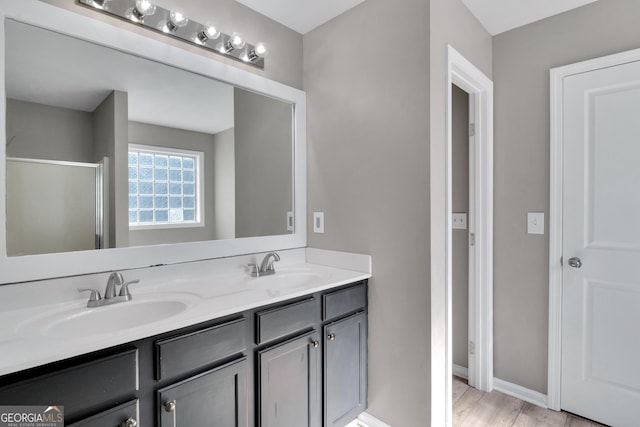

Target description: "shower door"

left=6, top=158, right=104, bottom=256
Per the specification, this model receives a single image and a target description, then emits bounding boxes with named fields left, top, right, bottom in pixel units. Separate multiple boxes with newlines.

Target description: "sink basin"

left=18, top=292, right=200, bottom=338
left=246, top=268, right=330, bottom=291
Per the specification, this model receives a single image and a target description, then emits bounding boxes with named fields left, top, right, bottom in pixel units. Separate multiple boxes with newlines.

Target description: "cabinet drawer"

left=67, top=399, right=138, bottom=427
left=256, top=298, right=317, bottom=345
left=323, top=283, right=367, bottom=321
left=0, top=348, right=138, bottom=422
left=155, top=318, right=246, bottom=381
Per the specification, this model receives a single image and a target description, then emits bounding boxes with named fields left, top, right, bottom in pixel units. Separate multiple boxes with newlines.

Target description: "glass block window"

left=128, top=144, right=203, bottom=228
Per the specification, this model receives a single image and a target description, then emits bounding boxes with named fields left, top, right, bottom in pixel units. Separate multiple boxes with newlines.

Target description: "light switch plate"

left=313, top=212, right=325, bottom=234
left=452, top=213, right=468, bottom=230
left=527, top=212, right=544, bottom=235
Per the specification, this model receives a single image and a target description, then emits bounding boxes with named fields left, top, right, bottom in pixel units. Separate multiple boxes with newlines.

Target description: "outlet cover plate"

left=313, top=212, right=325, bottom=234
left=287, top=211, right=294, bottom=232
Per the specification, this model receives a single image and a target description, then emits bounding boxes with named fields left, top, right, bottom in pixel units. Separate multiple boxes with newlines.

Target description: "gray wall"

left=304, top=1, right=431, bottom=425
left=128, top=121, right=217, bottom=247
left=40, top=0, right=303, bottom=90
left=6, top=99, right=94, bottom=162
left=492, top=0, right=640, bottom=394
left=94, top=91, right=129, bottom=248
left=234, top=88, right=292, bottom=238
left=213, top=128, right=236, bottom=240
left=452, top=84, right=469, bottom=369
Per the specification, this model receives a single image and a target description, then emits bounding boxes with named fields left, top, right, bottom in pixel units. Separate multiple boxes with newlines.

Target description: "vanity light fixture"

left=79, top=0, right=267, bottom=69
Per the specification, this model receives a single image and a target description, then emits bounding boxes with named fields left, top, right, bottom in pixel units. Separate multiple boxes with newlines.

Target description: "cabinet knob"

left=327, top=333, right=336, bottom=341
left=122, top=418, right=137, bottom=427
left=311, top=340, right=319, bottom=348
left=164, top=400, right=177, bottom=412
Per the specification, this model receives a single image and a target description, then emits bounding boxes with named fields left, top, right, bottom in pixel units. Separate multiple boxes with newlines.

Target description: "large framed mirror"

left=0, top=0, right=306, bottom=284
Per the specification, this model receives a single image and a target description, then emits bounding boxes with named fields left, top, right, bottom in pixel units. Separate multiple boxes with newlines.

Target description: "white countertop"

left=0, top=248, right=371, bottom=377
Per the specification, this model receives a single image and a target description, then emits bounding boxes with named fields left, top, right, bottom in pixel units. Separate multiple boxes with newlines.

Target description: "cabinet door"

left=324, top=312, right=367, bottom=427
left=158, top=358, right=247, bottom=427
left=258, top=332, right=321, bottom=427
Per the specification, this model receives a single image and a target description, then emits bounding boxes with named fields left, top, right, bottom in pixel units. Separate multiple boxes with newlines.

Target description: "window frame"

left=128, top=143, right=205, bottom=230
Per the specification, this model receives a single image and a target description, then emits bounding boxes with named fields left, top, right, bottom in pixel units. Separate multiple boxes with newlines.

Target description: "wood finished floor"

left=453, top=376, right=606, bottom=427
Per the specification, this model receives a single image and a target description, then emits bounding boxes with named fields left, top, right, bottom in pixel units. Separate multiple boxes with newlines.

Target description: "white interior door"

left=562, top=60, right=640, bottom=426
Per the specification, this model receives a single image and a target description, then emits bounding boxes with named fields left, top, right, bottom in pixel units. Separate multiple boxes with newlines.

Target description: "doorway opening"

left=451, top=83, right=471, bottom=383
left=434, top=45, right=494, bottom=427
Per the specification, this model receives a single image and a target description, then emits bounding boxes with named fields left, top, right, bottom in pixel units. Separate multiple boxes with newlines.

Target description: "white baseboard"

left=492, top=377, right=548, bottom=409
left=357, top=412, right=392, bottom=427
left=453, top=364, right=468, bottom=379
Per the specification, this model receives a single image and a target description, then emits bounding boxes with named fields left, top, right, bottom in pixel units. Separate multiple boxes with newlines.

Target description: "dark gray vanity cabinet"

left=0, top=280, right=368, bottom=427
left=324, top=312, right=368, bottom=427
left=258, top=331, right=321, bottom=427
left=157, top=358, right=248, bottom=427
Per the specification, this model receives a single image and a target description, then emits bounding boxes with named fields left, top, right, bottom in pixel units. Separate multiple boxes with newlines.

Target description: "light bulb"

left=204, top=25, right=220, bottom=39
left=242, top=42, right=267, bottom=62
left=230, top=33, right=246, bottom=50
left=167, top=9, right=189, bottom=31
left=134, top=0, right=156, bottom=15
left=221, top=32, right=246, bottom=53
left=197, top=25, right=220, bottom=44
left=254, top=42, right=267, bottom=58
left=128, top=0, right=156, bottom=22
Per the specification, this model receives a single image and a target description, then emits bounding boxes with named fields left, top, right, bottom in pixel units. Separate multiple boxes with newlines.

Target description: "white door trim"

left=433, top=45, right=493, bottom=426
left=548, top=46, right=640, bottom=411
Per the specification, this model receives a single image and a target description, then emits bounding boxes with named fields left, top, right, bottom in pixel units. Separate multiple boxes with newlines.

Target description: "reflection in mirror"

left=5, top=20, right=294, bottom=257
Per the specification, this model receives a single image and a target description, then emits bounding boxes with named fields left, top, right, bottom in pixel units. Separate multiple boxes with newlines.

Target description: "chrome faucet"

left=105, top=272, right=124, bottom=299
left=249, top=252, right=281, bottom=277
left=79, top=272, right=139, bottom=307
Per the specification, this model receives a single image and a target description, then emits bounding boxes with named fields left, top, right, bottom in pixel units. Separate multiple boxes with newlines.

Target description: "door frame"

left=435, top=45, right=494, bottom=426
left=548, top=46, right=640, bottom=411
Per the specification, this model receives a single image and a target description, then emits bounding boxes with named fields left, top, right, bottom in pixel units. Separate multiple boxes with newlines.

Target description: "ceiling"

left=461, top=0, right=599, bottom=35
left=6, top=21, right=234, bottom=135
left=234, top=0, right=366, bottom=34
left=233, top=0, right=598, bottom=36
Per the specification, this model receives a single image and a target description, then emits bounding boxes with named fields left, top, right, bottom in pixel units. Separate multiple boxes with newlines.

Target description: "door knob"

left=568, top=257, right=582, bottom=269
left=122, top=418, right=137, bottom=427
left=327, top=333, right=336, bottom=341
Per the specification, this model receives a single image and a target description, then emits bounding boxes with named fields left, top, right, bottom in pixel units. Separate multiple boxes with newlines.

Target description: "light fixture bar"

left=79, top=0, right=266, bottom=69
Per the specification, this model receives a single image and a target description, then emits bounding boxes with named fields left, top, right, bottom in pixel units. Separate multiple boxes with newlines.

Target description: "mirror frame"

left=0, top=0, right=307, bottom=284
